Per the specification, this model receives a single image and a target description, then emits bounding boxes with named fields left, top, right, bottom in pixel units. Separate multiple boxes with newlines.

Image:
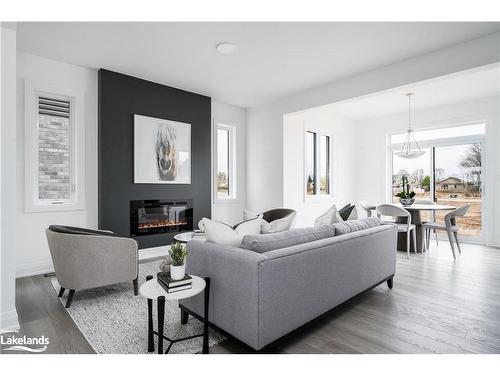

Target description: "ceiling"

left=16, top=22, right=500, bottom=108
left=325, top=65, right=500, bottom=120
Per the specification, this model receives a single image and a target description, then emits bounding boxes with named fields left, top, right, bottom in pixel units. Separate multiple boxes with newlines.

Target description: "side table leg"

left=157, top=295, right=165, bottom=354
left=146, top=275, right=154, bottom=353
left=202, top=277, right=210, bottom=354
left=147, top=298, right=154, bottom=352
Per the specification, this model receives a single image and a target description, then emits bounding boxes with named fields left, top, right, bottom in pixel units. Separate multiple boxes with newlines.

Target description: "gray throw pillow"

left=240, top=224, right=336, bottom=253
left=333, top=217, right=380, bottom=236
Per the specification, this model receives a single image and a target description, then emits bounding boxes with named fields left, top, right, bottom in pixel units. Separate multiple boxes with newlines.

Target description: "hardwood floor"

left=6, top=242, right=500, bottom=354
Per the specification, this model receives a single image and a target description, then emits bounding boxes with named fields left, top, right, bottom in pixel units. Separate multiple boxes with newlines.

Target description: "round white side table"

left=173, top=231, right=205, bottom=243
left=139, top=275, right=210, bottom=354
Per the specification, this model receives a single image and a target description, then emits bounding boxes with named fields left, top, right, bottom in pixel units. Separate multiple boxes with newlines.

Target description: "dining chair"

left=415, top=200, right=439, bottom=245
left=422, top=204, right=470, bottom=259
left=376, top=204, right=416, bottom=259
left=359, top=200, right=374, bottom=217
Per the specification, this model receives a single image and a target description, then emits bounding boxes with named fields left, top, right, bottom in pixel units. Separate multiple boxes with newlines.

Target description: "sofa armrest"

left=46, top=229, right=138, bottom=290
left=182, top=240, right=267, bottom=349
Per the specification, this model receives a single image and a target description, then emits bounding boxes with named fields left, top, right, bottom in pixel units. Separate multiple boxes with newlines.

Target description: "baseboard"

left=1, top=309, right=20, bottom=331
left=16, top=260, right=54, bottom=278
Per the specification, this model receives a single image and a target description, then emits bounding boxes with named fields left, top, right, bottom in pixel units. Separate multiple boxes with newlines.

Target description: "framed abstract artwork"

left=134, top=114, right=191, bottom=184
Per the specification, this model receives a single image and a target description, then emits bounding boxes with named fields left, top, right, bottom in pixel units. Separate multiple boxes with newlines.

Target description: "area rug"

left=50, top=260, right=225, bottom=354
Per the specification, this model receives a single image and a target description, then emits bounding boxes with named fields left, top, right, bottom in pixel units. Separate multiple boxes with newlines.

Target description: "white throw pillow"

left=203, top=215, right=263, bottom=247
left=261, top=212, right=296, bottom=233
left=347, top=206, right=358, bottom=220
left=243, top=209, right=259, bottom=220
left=314, top=204, right=342, bottom=226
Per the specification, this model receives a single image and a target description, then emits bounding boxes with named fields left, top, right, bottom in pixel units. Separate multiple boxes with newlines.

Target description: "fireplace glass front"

left=130, top=199, right=193, bottom=237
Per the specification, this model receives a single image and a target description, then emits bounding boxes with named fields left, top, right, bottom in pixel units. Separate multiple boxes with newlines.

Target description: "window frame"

left=214, top=123, right=237, bottom=203
left=386, top=121, right=486, bottom=243
left=24, top=80, right=85, bottom=212
left=303, top=127, right=333, bottom=202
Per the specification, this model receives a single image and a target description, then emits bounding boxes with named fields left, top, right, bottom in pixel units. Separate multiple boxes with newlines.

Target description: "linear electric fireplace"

left=130, top=199, right=193, bottom=237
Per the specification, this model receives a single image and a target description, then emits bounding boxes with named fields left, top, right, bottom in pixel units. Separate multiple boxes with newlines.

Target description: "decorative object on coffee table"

left=140, top=274, right=210, bottom=354
left=168, top=242, right=189, bottom=280
left=159, top=256, right=172, bottom=273
left=396, top=176, right=416, bottom=206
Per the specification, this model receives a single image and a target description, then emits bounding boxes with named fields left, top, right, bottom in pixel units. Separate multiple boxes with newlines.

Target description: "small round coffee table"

left=139, top=275, right=210, bottom=354
left=173, top=231, right=205, bottom=243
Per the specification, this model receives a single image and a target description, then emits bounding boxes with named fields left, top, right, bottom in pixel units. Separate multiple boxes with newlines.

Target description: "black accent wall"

left=98, top=69, right=211, bottom=249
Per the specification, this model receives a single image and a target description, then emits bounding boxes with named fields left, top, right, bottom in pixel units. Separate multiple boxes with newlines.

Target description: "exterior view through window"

left=305, top=131, right=316, bottom=195
left=391, top=124, right=484, bottom=238
left=38, top=96, right=72, bottom=202
left=217, top=127, right=230, bottom=196
left=305, top=130, right=331, bottom=197
left=216, top=124, right=235, bottom=199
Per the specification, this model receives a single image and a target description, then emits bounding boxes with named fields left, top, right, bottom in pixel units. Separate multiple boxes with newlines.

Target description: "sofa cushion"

left=204, top=215, right=263, bottom=247
left=48, top=225, right=117, bottom=236
left=240, top=224, right=336, bottom=253
left=332, top=217, right=380, bottom=236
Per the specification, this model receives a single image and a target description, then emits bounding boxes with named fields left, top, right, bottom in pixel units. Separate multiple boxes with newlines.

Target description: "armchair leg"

left=133, top=277, right=139, bottom=296
left=58, top=287, right=65, bottom=297
left=66, top=290, right=75, bottom=308
left=387, top=277, right=393, bottom=289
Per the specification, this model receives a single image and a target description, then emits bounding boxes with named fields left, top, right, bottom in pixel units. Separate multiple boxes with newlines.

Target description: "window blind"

left=38, top=96, right=70, bottom=118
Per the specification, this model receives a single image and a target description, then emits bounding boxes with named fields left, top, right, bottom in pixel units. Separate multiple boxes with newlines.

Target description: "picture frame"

left=134, top=114, right=191, bottom=184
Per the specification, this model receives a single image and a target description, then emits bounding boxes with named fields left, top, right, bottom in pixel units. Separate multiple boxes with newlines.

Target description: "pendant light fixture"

left=395, top=93, right=425, bottom=159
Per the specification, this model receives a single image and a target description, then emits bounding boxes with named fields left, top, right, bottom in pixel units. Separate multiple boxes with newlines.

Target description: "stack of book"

left=157, top=272, right=192, bottom=293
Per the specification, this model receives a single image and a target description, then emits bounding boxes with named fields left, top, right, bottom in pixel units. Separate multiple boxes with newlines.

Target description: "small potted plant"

left=168, top=242, right=189, bottom=280
left=396, top=176, right=416, bottom=206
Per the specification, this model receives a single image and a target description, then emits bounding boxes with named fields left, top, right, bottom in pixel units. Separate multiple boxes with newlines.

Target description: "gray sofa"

left=181, top=221, right=397, bottom=350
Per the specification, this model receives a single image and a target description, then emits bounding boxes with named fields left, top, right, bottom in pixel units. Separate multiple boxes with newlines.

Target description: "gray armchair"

left=46, top=225, right=139, bottom=308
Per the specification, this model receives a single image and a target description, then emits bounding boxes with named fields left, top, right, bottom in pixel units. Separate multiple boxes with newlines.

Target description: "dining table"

left=369, top=203, right=456, bottom=253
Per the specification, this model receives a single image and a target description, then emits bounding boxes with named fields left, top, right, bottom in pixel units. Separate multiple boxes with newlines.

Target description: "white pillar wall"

left=1, top=24, right=20, bottom=330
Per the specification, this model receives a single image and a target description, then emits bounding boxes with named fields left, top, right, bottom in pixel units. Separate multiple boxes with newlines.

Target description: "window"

left=389, top=123, right=485, bottom=239
left=215, top=124, right=236, bottom=200
left=25, top=80, right=85, bottom=212
left=305, top=130, right=332, bottom=198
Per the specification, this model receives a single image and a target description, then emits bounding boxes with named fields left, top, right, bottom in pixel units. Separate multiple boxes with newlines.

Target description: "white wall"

left=211, top=100, right=246, bottom=225
left=246, top=32, right=500, bottom=213
left=283, top=109, right=357, bottom=227
left=15, top=52, right=98, bottom=277
left=1, top=25, right=20, bottom=330
left=355, top=96, right=500, bottom=247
